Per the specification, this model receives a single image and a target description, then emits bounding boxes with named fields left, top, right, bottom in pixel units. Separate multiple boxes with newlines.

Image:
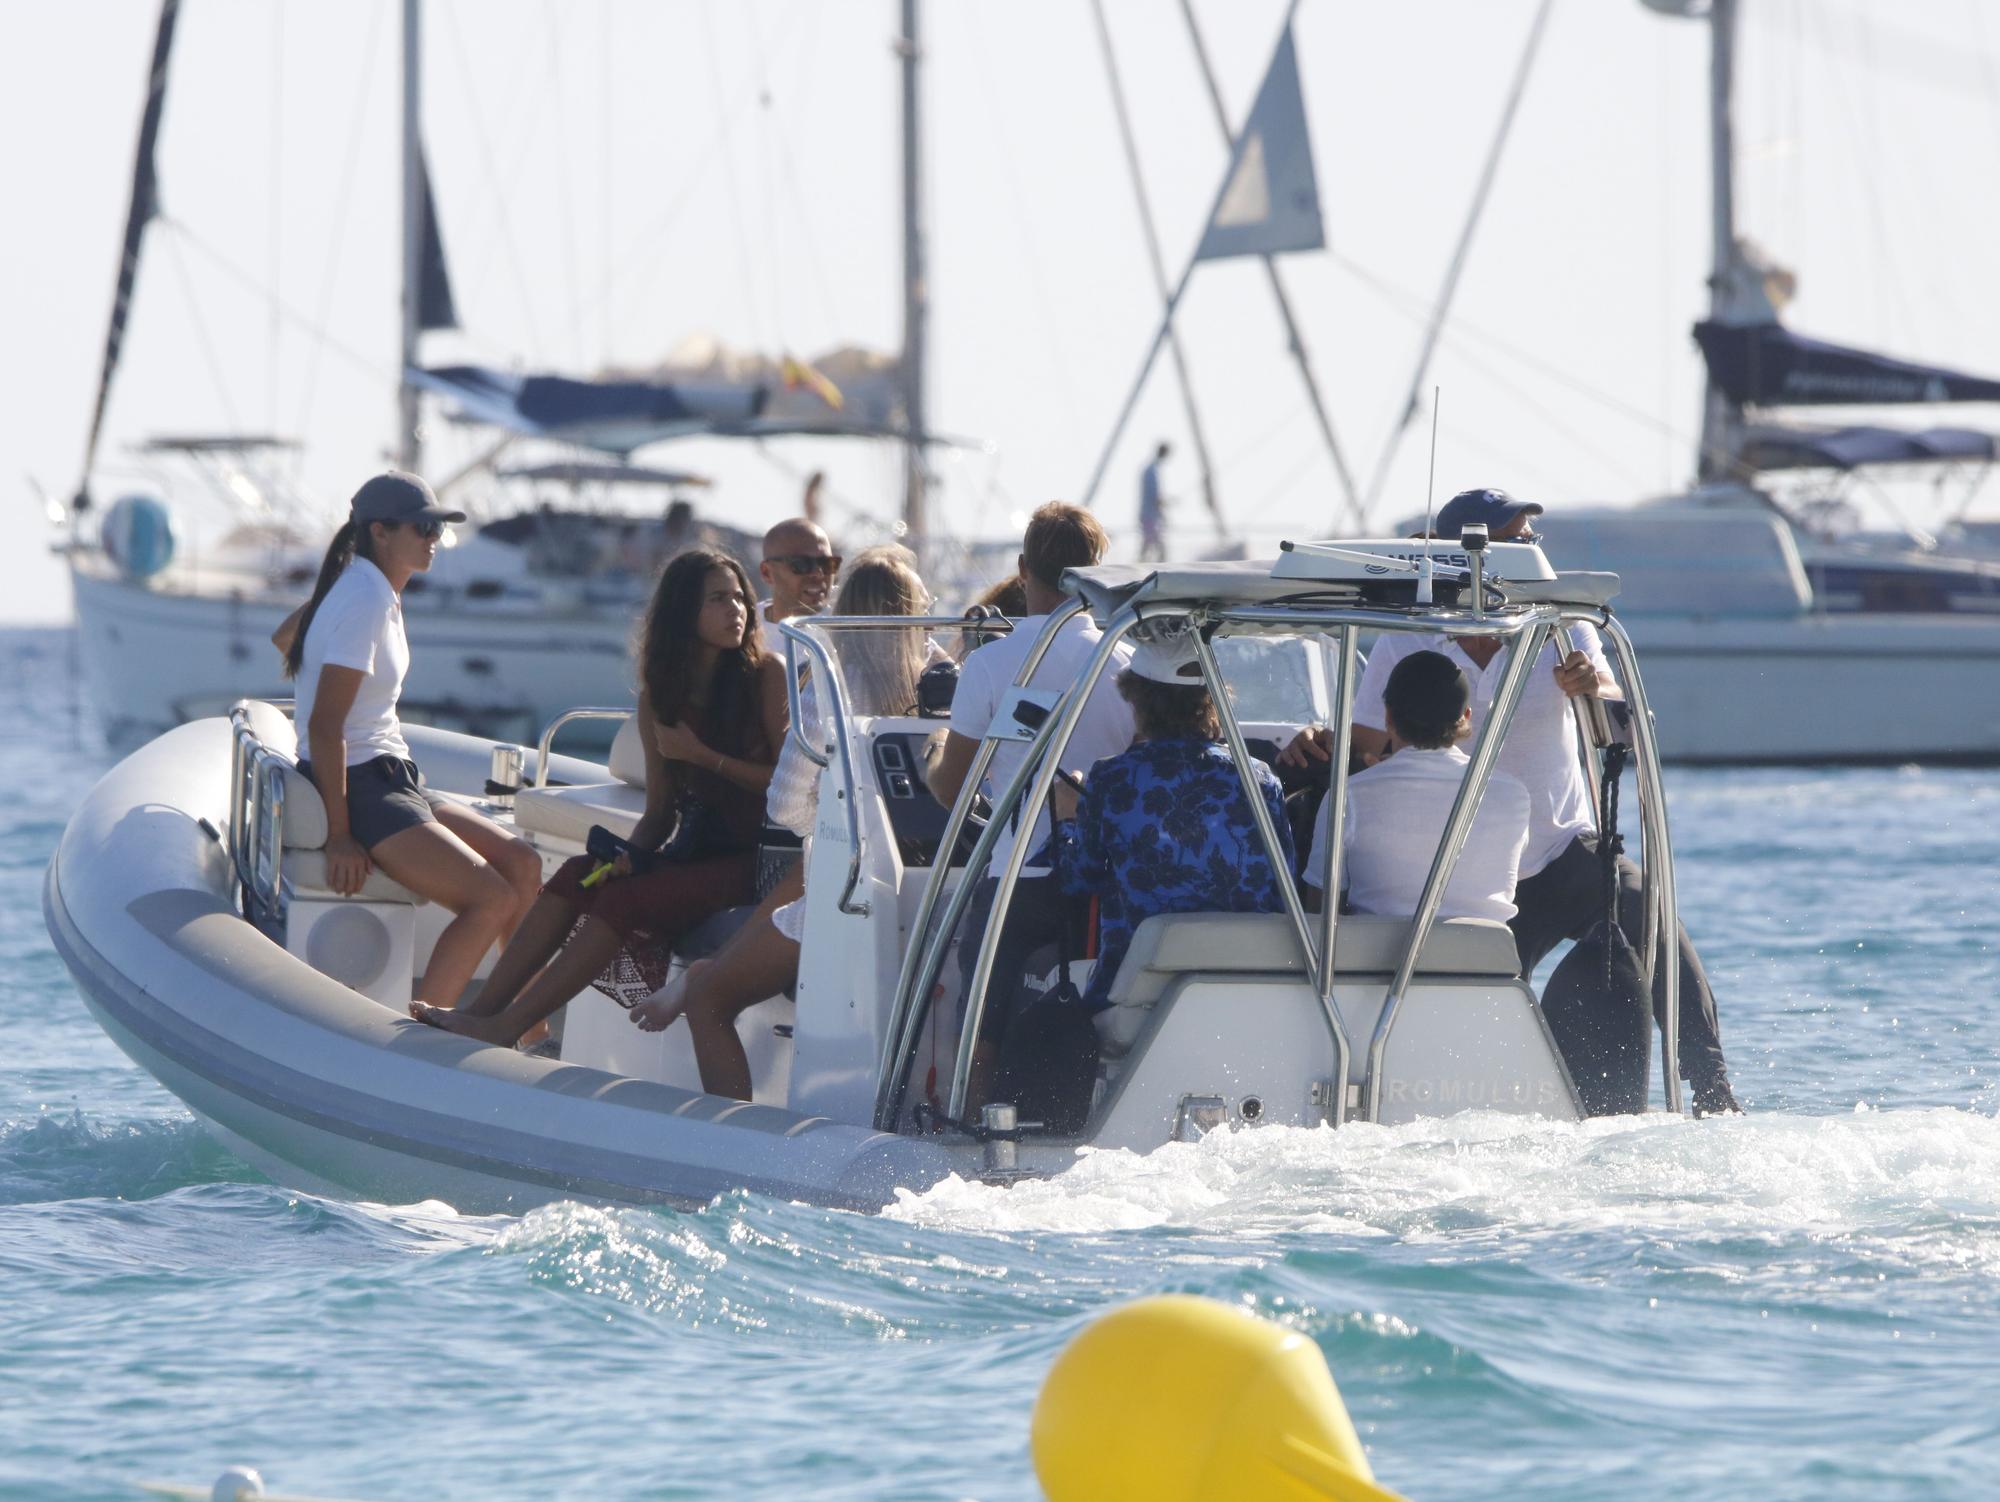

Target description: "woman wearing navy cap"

left=281, top=472, right=543, bottom=1010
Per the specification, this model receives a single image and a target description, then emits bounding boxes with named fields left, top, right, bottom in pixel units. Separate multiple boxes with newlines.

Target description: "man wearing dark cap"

left=1281, top=486, right=1741, bottom=1115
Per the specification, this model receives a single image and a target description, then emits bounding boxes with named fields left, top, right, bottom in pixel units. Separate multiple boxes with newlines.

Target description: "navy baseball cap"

left=349, top=471, right=466, bottom=526
left=1433, top=487, right=1542, bottom=540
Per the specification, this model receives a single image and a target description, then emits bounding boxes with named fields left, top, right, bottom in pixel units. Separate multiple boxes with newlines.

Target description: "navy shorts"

left=297, top=755, right=446, bottom=852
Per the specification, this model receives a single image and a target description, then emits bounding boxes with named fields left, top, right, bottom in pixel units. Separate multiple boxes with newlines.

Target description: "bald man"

left=757, top=518, right=839, bottom=653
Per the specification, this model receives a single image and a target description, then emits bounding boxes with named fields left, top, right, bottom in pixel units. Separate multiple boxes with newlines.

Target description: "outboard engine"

left=100, top=494, right=179, bottom=581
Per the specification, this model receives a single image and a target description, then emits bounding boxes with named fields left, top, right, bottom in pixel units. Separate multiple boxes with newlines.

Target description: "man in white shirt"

left=927, top=502, right=1136, bottom=1078
left=1281, top=488, right=1739, bottom=1114
left=1305, top=650, right=1529, bottom=923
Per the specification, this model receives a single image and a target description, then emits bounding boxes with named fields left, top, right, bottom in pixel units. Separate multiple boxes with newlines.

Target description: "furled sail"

left=75, top=0, right=181, bottom=507
left=1696, top=320, right=2000, bottom=408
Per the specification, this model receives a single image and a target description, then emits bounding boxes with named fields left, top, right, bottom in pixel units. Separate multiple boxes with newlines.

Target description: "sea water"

left=2, top=625, right=1996, bottom=1501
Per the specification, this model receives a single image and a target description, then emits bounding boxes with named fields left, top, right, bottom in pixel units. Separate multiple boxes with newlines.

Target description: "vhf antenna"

left=1416, top=385, right=1441, bottom=604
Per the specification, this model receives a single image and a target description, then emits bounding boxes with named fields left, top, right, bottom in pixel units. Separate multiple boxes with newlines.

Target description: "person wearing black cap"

left=1280, top=486, right=1741, bottom=1115
left=281, top=472, right=543, bottom=1012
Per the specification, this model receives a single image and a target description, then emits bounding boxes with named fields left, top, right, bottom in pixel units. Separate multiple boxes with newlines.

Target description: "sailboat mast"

left=1696, top=0, right=1741, bottom=483
left=398, top=0, right=424, bottom=474
left=898, top=0, right=929, bottom=541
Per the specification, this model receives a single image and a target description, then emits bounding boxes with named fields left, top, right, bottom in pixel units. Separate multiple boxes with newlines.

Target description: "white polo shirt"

left=949, top=612, right=1135, bottom=877
left=293, top=557, right=411, bottom=764
left=1352, top=627, right=1614, bottom=879
left=1304, top=747, right=1530, bottom=922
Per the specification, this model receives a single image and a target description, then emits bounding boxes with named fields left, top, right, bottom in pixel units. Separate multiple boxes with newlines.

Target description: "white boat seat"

left=1096, top=912, right=1521, bottom=1051
left=237, top=699, right=422, bottom=903
left=513, top=783, right=649, bottom=846
left=282, top=849, right=427, bottom=905
left=514, top=715, right=649, bottom=846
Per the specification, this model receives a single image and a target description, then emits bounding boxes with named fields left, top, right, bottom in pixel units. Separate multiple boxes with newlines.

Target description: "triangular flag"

left=418, top=149, right=459, bottom=332
left=1195, top=26, right=1325, bottom=262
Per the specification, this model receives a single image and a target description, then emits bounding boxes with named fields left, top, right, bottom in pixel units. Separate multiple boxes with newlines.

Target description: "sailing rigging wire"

left=963, top=5, right=1083, bottom=459
left=169, top=221, right=398, bottom=397
left=698, top=0, right=772, bottom=355
left=1175, top=0, right=1365, bottom=531
left=267, top=4, right=284, bottom=439
left=542, top=0, right=589, bottom=369
left=162, top=231, right=242, bottom=434
left=1359, top=0, right=1558, bottom=521
left=292, top=0, right=387, bottom=442
left=1087, top=0, right=1226, bottom=537
left=438, top=0, right=547, bottom=358
left=1331, top=252, right=1697, bottom=458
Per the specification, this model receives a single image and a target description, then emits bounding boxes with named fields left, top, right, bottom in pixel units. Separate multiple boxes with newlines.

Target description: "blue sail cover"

left=1739, top=424, right=1997, bottom=472
left=412, top=364, right=941, bottom=455
left=1696, top=320, right=2000, bottom=407
left=411, top=366, right=770, bottom=454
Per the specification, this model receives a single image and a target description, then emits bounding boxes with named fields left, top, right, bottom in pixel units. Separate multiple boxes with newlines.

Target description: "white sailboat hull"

left=1618, top=611, right=2000, bottom=763
left=71, top=564, right=641, bottom=748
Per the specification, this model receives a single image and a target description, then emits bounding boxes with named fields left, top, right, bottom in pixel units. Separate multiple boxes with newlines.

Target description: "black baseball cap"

left=349, top=471, right=466, bottom=526
left=1434, top=487, right=1541, bottom=540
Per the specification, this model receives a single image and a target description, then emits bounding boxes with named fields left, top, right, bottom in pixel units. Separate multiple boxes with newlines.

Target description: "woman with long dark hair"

left=629, top=546, right=932, bottom=1098
left=284, top=473, right=543, bottom=1010
left=412, top=547, right=787, bottom=1046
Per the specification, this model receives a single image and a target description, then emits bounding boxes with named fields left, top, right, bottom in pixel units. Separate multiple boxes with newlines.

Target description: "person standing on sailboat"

left=1138, top=441, right=1171, bottom=563
left=282, top=473, right=544, bottom=1011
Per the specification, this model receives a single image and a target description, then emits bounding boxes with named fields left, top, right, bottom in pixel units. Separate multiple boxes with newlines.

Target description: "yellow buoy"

left=1031, top=1294, right=1409, bottom=1502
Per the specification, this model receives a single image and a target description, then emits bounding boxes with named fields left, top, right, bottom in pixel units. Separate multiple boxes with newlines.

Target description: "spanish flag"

left=782, top=354, right=845, bottom=411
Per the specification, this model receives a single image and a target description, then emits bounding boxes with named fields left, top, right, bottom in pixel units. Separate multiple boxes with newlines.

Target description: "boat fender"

left=1031, top=1294, right=1407, bottom=1502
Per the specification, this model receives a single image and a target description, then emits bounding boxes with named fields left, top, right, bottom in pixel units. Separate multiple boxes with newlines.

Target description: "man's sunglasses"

left=767, top=553, right=840, bottom=577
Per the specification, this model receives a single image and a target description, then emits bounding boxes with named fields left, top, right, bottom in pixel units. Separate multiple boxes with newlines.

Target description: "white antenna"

left=1416, top=385, right=1441, bottom=604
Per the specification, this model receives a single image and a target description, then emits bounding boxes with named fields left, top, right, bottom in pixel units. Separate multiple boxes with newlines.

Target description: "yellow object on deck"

left=1031, top=1294, right=1408, bottom=1502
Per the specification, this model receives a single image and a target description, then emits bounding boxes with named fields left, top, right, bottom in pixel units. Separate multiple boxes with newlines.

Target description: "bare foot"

left=631, top=961, right=707, bottom=1032
left=409, top=1001, right=519, bottom=1046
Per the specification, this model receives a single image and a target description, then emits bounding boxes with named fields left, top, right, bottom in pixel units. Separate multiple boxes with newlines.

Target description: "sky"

left=7, top=0, right=2000, bottom=623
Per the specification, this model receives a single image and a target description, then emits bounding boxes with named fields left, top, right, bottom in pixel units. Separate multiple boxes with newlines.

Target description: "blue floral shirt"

left=1053, top=736, right=1295, bottom=1009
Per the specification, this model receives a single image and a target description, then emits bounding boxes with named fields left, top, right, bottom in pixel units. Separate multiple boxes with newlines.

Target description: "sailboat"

left=1553, top=0, right=2000, bottom=763
left=57, top=0, right=943, bottom=749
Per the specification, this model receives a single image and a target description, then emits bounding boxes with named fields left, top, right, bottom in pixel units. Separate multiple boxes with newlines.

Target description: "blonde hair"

left=833, top=547, right=931, bottom=716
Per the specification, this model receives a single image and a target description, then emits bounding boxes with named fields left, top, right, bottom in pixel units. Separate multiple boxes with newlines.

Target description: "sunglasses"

left=767, top=553, right=840, bottom=577
left=411, top=520, right=446, bottom=541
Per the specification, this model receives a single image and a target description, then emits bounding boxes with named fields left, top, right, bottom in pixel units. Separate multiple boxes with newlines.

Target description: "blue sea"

left=3, top=623, right=1998, bottom=1501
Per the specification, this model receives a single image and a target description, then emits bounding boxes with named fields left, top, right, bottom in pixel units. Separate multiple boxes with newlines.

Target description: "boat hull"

left=71, top=565, right=640, bottom=748
left=1616, top=611, right=2000, bottom=764
left=43, top=719, right=954, bottom=1214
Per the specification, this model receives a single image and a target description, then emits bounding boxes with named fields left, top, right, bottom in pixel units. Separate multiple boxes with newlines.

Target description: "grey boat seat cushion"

left=513, top=716, right=649, bottom=847
left=239, top=699, right=424, bottom=905
left=1101, top=911, right=1521, bottom=1038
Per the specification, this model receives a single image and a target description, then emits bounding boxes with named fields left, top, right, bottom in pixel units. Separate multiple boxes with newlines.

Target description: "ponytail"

left=282, top=520, right=373, bottom=679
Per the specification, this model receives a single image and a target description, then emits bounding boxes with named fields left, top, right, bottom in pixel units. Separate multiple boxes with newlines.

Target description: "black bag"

left=1540, top=741, right=1651, bottom=1116
left=991, top=998, right=1101, bottom=1134
left=1541, top=922, right=1652, bottom=1116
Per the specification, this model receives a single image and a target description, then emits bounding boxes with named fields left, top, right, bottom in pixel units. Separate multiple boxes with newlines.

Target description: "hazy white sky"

left=7, top=0, right=2000, bottom=622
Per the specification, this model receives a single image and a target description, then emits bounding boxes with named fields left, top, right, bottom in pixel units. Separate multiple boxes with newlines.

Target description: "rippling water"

left=4, top=626, right=1998, bottom=1501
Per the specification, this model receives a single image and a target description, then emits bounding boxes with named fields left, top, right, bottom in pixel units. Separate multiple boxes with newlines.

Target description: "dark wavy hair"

left=1116, top=671, right=1220, bottom=742
left=281, top=518, right=390, bottom=680
left=639, top=547, right=764, bottom=755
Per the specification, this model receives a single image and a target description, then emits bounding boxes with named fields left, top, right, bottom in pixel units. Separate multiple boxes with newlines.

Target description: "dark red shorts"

left=543, top=850, right=756, bottom=943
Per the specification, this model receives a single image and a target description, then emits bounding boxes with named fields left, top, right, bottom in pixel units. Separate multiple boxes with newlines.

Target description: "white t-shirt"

left=949, top=612, right=1135, bottom=877
left=293, top=557, right=411, bottom=764
left=1352, top=627, right=1614, bottom=879
left=1304, top=746, right=1531, bottom=923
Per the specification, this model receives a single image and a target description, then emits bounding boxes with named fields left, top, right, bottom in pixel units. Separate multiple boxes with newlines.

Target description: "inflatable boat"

left=45, top=542, right=1684, bottom=1214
